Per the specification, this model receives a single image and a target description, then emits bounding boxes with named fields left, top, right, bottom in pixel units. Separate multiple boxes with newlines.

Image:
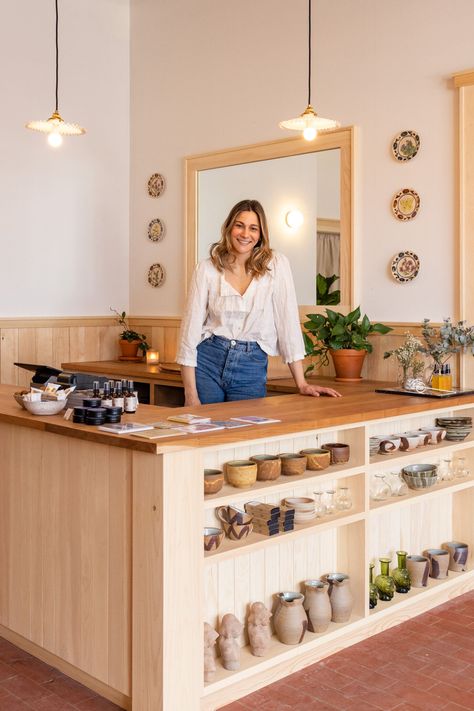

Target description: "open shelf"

left=369, top=471, right=474, bottom=512
left=369, top=435, right=474, bottom=467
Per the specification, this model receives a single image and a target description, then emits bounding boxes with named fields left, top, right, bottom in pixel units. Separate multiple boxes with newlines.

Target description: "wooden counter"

left=1, top=382, right=474, bottom=710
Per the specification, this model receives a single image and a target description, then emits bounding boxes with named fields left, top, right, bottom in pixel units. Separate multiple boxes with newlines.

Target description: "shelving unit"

left=201, top=402, right=474, bottom=711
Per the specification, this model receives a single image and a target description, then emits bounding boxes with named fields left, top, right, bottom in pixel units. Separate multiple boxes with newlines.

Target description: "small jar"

left=454, top=456, right=469, bottom=479
left=370, top=474, right=391, bottom=501
left=438, top=458, right=454, bottom=482
left=335, top=487, right=352, bottom=511
left=313, top=491, right=326, bottom=518
left=386, top=471, right=408, bottom=497
left=324, top=490, right=336, bottom=516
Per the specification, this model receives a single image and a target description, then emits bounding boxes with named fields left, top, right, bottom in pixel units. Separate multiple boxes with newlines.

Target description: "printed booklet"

left=130, top=427, right=187, bottom=440
left=98, top=422, right=154, bottom=435
left=230, top=415, right=281, bottom=425
left=209, top=420, right=253, bottom=429
left=167, top=414, right=211, bottom=424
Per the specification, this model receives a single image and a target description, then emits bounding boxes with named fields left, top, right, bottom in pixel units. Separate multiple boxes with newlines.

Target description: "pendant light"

left=26, top=0, right=85, bottom=148
left=279, top=0, right=339, bottom=141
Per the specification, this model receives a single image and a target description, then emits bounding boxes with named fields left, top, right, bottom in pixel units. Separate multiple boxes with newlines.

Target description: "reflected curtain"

left=317, top=231, right=340, bottom=286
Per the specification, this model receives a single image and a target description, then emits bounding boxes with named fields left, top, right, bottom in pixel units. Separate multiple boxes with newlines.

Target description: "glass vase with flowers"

left=419, top=318, right=474, bottom=389
left=383, top=332, right=426, bottom=389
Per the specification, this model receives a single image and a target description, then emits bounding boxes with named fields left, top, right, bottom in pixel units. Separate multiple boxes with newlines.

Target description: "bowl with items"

left=23, top=399, right=67, bottom=416
left=401, top=463, right=438, bottom=489
left=436, top=417, right=472, bottom=442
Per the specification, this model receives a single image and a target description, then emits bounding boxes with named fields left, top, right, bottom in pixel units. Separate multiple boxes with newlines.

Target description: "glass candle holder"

left=438, top=458, right=453, bottom=482
left=324, top=490, right=336, bottom=516
left=146, top=350, right=160, bottom=364
left=386, top=471, right=408, bottom=497
left=313, top=491, right=326, bottom=518
left=335, top=487, right=352, bottom=511
left=370, top=474, right=391, bottom=501
left=454, top=456, right=469, bottom=479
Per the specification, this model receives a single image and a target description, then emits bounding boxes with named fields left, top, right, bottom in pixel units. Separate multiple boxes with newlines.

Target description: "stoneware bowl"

left=225, top=460, right=258, bottom=488
left=23, top=399, right=67, bottom=416
left=321, top=442, right=351, bottom=464
left=204, top=469, right=224, bottom=495
left=404, top=430, right=431, bottom=446
left=203, top=527, right=225, bottom=552
left=299, top=448, right=331, bottom=470
left=401, top=463, right=438, bottom=489
left=395, top=433, right=422, bottom=451
left=279, top=453, right=307, bottom=476
left=250, top=454, right=281, bottom=481
left=419, top=427, right=447, bottom=444
left=378, top=437, right=401, bottom=454
left=216, top=506, right=253, bottom=540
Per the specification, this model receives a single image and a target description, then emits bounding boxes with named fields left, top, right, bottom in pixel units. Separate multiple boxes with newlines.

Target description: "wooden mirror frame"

left=184, top=126, right=355, bottom=314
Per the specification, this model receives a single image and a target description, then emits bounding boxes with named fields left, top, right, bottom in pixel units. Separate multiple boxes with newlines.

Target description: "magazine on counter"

left=130, top=427, right=187, bottom=440
left=230, top=415, right=281, bottom=424
left=209, top=420, right=253, bottom=429
left=176, top=422, right=225, bottom=433
left=98, top=422, right=154, bottom=435
left=167, top=414, right=211, bottom=424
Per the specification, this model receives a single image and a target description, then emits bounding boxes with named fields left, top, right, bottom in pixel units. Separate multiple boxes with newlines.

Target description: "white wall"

left=130, top=0, right=474, bottom=322
left=0, top=0, right=130, bottom=317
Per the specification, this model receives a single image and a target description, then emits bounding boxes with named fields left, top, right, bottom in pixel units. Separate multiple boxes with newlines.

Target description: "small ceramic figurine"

left=203, top=622, right=219, bottom=682
left=247, top=602, right=272, bottom=657
left=218, top=613, right=243, bottom=671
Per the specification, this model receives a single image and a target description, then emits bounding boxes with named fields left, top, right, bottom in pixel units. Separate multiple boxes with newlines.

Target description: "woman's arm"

left=180, top=365, right=201, bottom=406
left=288, top=360, right=341, bottom=398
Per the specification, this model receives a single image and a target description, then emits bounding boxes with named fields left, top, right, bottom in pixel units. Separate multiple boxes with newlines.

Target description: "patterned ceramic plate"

left=148, top=218, right=165, bottom=242
left=147, top=173, right=165, bottom=197
left=391, top=251, right=420, bottom=283
left=392, top=188, right=420, bottom=221
left=147, top=263, right=166, bottom=287
left=392, top=130, right=420, bottom=161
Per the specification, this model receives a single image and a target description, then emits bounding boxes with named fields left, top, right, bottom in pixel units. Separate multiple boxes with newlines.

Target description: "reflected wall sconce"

left=26, top=0, right=86, bottom=147
left=279, top=0, right=339, bottom=141
left=285, top=210, right=304, bottom=229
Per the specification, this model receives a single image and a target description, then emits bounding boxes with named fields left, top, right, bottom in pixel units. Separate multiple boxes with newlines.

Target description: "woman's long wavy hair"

left=210, top=199, right=273, bottom=276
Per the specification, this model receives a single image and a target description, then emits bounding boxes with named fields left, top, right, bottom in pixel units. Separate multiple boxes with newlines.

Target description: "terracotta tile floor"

left=220, top=590, right=474, bottom=711
left=1, top=591, right=473, bottom=710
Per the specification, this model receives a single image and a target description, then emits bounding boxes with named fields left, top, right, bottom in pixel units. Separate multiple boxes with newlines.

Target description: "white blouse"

left=176, top=252, right=305, bottom=367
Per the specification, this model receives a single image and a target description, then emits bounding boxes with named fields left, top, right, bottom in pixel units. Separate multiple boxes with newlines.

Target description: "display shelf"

left=204, top=464, right=365, bottom=509
left=205, top=511, right=367, bottom=563
left=369, top=435, right=474, bottom=467
left=369, top=471, right=474, bottom=512
left=369, top=568, right=474, bottom=617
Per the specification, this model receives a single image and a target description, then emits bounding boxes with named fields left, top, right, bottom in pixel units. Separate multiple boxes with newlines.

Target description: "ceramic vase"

left=273, top=592, right=307, bottom=645
left=369, top=563, right=378, bottom=609
left=303, top=580, right=332, bottom=633
left=406, top=555, right=430, bottom=587
left=392, top=550, right=411, bottom=593
left=375, top=558, right=395, bottom=601
left=324, top=573, right=354, bottom=623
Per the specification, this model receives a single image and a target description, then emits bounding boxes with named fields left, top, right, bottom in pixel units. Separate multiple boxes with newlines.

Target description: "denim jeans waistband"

left=207, top=334, right=261, bottom=352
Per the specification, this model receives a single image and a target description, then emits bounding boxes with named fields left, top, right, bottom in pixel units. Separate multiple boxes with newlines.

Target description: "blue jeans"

left=196, top=335, right=268, bottom=404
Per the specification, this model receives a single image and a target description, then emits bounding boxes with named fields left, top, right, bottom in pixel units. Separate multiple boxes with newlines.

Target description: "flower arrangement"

left=110, top=307, right=150, bottom=353
left=419, top=318, right=474, bottom=368
left=383, top=332, right=426, bottom=384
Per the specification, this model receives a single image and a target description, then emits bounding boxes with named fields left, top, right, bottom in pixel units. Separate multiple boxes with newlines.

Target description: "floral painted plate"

left=147, top=173, right=165, bottom=197
left=392, top=188, right=420, bottom=221
left=147, top=263, right=166, bottom=287
left=391, top=251, right=420, bottom=283
left=148, top=218, right=165, bottom=242
left=392, top=130, right=420, bottom=161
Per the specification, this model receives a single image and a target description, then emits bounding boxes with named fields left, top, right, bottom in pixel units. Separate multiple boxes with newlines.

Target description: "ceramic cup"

left=423, top=548, right=450, bottom=579
left=378, top=437, right=401, bottom=454
left=395, top=433, right=422, bottom=451
left=203, top=527, right=225, bottom=552
left=215, top=506, right=253, bottom=540
left=279, top=453, right=307, bottom=476
left=441, top=541, right=469, bottom=572
left=406, top=555, right=430, bottom=587
left=225, top=460, right=258, bottom=488
left=299, top=448, right=331, bottom=471
left=321, top=443, right=350, bottom=464
left=249, top=454, right=281, bottom=481
left=204, top=468, right=224, bottom=495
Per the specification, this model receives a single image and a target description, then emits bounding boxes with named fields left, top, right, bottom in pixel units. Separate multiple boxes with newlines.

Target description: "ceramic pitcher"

left=303, top=580, right=332, bottom=633
left=324, top=573, right=354, bottom=623
left=273, top=592, right=307, bottom=645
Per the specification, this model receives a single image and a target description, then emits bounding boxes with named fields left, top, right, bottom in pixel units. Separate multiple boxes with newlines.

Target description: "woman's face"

left=229, top=211, right=261, bottom=257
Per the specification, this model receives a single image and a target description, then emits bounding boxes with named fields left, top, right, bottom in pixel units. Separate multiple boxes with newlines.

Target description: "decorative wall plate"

left=392, top=130, right=420, bottom=161
left=147, top=173, right=165, bottom=197
left=148, top=218, right=165, bottom=242
left=148, top=263, right=166, bottom=287
left=391, top=251, right=420, bottom=283
left=392, top=188, right=420, bottom=221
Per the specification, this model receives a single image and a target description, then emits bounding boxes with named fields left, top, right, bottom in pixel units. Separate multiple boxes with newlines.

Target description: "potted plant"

left=303, top=306, right=392, bottom=381
left=110, top=307, right=150, bottom=359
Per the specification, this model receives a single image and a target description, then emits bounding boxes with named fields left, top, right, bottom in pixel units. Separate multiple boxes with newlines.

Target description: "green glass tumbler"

left=369, top=562, right=378, bottom=609
left=392, top=550, right=411, bottom=593
left=375, top=557, right=395, bottom=601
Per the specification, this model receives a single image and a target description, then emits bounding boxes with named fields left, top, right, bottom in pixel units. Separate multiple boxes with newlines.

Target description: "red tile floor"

left=0, top=590, right=473, bottom=710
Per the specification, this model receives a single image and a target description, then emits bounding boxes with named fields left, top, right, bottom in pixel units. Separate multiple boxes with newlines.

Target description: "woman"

left=177, top=199, right=341, bottom=405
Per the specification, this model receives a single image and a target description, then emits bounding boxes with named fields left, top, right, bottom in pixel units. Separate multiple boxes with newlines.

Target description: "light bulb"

left=285, top=210, right=304, bottom=229
left=47, top=131, right=63, bottom=148
left=303, top=126, right=317, bottom=141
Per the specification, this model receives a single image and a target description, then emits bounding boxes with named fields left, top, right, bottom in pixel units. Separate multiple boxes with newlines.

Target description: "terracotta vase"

left=273, top=592, right=307, bottom=645
left=324, top=573, right=354, bottom=623
left=406, top=555, right=430, bottom=587
left=119, top=339, right=141, bottom=358
left=303, top=580, right=332, bottom=633
left=329, top=349, right=366, bottom=382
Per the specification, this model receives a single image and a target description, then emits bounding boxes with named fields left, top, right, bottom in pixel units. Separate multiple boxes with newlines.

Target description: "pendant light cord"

left=307, top=0, right=311, bottom=106
left=54, top=0, right=59, bottom=113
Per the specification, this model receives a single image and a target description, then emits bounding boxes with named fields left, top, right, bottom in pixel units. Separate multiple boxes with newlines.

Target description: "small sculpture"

left=218, top=613, right=243, bottom=671
left=203, top=622, right=219, bottom=682
left=248, top=602, right=272, bottom=657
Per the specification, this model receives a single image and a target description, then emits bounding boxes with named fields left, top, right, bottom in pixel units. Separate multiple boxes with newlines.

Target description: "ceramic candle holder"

left=441, top=541, right=469, bottom=572
left=299, top=448, right=331, bottom=470
left=249, top=454, right=281, bottom=481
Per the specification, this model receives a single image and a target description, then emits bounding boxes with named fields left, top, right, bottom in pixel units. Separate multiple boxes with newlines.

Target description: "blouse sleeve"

left=271, top=253, right=306, bottom=364
left=176, top=261, right=210, bottom=367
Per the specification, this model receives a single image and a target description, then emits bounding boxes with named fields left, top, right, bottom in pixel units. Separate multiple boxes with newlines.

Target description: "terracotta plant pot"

left=329, top=349, right=366, bottom=382
left=119, top=339, right=142, bottom=358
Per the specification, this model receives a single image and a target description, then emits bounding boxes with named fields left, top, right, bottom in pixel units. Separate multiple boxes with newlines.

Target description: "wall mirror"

left=185, top=126, right=354, bottom=313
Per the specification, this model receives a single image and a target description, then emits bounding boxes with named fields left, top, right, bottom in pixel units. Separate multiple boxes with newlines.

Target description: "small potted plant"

left=303, top=306, right=392, bottom=381
left=110, top=307, right=150, bottom=359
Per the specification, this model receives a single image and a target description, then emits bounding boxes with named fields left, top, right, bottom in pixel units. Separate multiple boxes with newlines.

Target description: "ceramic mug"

left=394, top=433, right=420, bottom=451
left=441, top=541, right=469, bottom=572
left=406, top=555, right=430, bottom=587
left=423, top=548, right=450, bottom=579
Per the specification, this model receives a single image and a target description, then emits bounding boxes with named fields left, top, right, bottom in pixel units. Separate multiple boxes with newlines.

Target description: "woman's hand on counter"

left=298, top=382, right=342, bottom=398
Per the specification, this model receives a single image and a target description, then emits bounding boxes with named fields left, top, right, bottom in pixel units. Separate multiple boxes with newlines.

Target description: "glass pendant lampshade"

left=25, top=0, right=85, bottom=147
left=279, top=0, right=339, bottom=141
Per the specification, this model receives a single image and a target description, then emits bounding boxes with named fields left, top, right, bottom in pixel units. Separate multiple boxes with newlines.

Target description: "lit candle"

left=146, top=350, right=160, bottom=364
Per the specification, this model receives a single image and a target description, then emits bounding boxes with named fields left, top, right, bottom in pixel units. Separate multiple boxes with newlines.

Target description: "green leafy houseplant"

left=110, top=307, right=150, bottom=353
left=303, top=306, right=392, bottom=377
left=316, top=273, right=340, bottom=306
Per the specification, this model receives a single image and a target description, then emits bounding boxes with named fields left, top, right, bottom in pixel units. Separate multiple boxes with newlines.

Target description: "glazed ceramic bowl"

left=394, top=433, right=423, bottom=451
left=418, top=427, right=447, bottom=444
left=216, top=506, right=253, bottom=540
left=404, top=430, right=431, bottom=446
left=204, top=469, right=224, bottom=495
left=378, top=437, right=401, bottom=454
left=225, top=460, right=258, bottom=488
left=279, top=453, right=307, bottom=476
left=436, top=417, right=472, bottom=441
left=23, top=399, right=67, bottom=416
left=369, top=436, right=383, bottom=456
left=402, top=463, right=438, bottom=489
left=250, top=454, right=281, bottom=481
left=321, top=442, right=350, bottom=464
left=203, top=527, right=225, bottom=552
left=299, top=448, right=331, bottom=470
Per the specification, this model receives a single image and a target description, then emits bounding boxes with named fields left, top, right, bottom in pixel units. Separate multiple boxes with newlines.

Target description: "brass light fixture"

left=26, top=0, right=85, bottom=147
left=279, top=0, right=339, bottom=141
